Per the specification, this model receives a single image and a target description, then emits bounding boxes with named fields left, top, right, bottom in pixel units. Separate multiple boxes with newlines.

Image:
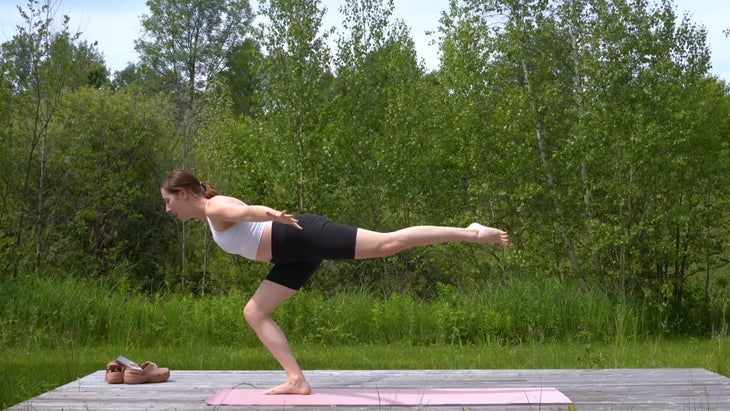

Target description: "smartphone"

left=116, top=355, right=144, bottom=371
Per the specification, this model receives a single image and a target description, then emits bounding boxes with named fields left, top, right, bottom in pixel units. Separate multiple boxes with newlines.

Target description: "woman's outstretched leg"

left=354, top=222, right=510, bottom=259
left=243, top=280, right=311, bottom=395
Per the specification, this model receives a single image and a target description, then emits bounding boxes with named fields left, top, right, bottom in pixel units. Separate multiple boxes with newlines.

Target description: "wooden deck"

left=6, top=368, right=730, bottom=410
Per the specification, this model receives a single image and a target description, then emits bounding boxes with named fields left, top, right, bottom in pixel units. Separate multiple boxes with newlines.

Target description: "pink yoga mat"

left=206, top=387, right=572, bottom=406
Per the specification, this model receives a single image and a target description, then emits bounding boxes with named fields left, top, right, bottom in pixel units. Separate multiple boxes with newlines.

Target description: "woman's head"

left=161, top=169, right=219, bottom=199
left=161, top=170, right=219, bottom=221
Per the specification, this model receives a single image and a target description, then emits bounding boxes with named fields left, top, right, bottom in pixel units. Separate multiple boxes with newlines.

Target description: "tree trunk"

left=567, top=9, right=601, bottom=280
left=521, top=61, right=581, bottom=277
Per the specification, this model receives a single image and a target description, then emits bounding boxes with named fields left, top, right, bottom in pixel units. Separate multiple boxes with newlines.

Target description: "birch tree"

left=257, top=0, right=333, bottom=210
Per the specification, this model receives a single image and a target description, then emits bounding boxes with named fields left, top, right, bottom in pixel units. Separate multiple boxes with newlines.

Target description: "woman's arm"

left=206, top=195, right=302, bottom=229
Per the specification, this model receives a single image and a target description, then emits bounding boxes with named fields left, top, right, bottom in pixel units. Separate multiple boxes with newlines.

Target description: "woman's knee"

left=378, top=239, right=405, bottom=256
left=356, top=230, right=404, bottom=258
left=243, top=299, right=265, bottom=326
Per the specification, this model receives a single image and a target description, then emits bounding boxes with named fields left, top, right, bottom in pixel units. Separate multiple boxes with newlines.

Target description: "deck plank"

left=6, top=368, right=730, bottom=410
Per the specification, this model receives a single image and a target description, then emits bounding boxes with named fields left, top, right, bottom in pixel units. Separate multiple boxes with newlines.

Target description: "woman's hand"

left=266, top=210, right=303, bottom=230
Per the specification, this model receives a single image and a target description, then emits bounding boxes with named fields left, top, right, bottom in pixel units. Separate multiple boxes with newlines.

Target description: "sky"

left=0, top=0, right=728, bottom=80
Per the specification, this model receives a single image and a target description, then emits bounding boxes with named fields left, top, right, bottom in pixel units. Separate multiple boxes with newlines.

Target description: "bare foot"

left=263, top=378, right=312, bottom=395
left=468, top=223, right=511, bottom=248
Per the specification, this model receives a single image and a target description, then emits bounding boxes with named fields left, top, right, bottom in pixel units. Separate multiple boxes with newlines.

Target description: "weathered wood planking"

left=6, top=368, right=730, bottom=410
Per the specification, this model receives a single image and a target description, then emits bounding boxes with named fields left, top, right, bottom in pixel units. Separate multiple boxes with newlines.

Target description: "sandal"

left=105, top=361, right=124, bottom=384
left=123, top=361, right=170, bottom=384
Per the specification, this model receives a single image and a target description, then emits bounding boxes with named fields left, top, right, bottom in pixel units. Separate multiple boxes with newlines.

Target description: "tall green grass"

left=1, top=274, right=723, bottom=348
left=0, top=275, right=251, bottom=348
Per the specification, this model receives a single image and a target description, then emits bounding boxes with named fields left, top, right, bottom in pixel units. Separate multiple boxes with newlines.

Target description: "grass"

left=2, top=337, right=728, bottom=408
left=1, top=273, right=728, bottom=408
left=0, top=275, right=654, bottom=347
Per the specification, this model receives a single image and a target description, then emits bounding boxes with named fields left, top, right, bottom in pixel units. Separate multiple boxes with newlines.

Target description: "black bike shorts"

left=267, top=214, right=357, bottom=290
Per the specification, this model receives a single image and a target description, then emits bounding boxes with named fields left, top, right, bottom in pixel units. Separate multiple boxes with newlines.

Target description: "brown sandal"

left=123, top=361, right=170, bottom=384
left=105, top=361, right=124, bottom=384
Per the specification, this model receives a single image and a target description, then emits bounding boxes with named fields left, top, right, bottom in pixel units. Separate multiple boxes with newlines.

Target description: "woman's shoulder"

left=205, top=195, right=249, bottom=220
left=208, top=195, right=248, bottom=207
left=205, top=195, right=250, bottom=228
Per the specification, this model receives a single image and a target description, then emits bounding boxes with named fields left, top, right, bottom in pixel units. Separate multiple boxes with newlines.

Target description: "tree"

left=581, top=0, right=725, bottom=329
left=256, top=0, right=333, bottom=210
left=436, top=0, right=727, bottom=315
left=135, top=0, right=254, bottom=289
left=221, top=38, right=263, bottom=117
left=135, top=0, right=254, bottom=164
left=332, top=0, right=399, bottom=226
left=438, top=0, right=553, bottom=279
left=330, top=0, right=469, bottom=293
left=50, top=87, right=177, bottom=287
left=0, top=0, right=102, bottom=275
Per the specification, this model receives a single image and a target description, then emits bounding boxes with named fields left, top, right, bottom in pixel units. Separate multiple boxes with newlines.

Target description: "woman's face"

left=161, top=188, right=194, bottom=221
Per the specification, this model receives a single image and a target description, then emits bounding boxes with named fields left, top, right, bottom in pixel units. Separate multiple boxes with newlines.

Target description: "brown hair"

left=161, top=169, right=220, bottom=199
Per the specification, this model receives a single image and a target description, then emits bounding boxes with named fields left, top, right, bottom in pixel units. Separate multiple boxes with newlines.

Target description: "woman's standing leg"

left=354, top=223, right=510, bottom=259
left=243, top=280, right=311, bottom=395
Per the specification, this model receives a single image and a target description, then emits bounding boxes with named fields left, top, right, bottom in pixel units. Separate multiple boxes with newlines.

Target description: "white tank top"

left=206, top=201, right=267, bottom=260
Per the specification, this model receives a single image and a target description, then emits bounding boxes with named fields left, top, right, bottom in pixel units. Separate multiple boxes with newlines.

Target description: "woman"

left=161, top=169, right=510, bottom=395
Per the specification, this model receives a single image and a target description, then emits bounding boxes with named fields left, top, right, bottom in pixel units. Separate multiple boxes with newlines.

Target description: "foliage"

left=0, top=0, right=729, bottom=335
left=0, top=0, right=107, bottom=276
left=254, top=0, right=335, bottom=211
left=52, top=87, right=177, bottom=286
left=136, top=0, right=254, bottom=95
left=221, top=38, right=264, bottom=117
left=436, top=0, right=730, bottom=327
